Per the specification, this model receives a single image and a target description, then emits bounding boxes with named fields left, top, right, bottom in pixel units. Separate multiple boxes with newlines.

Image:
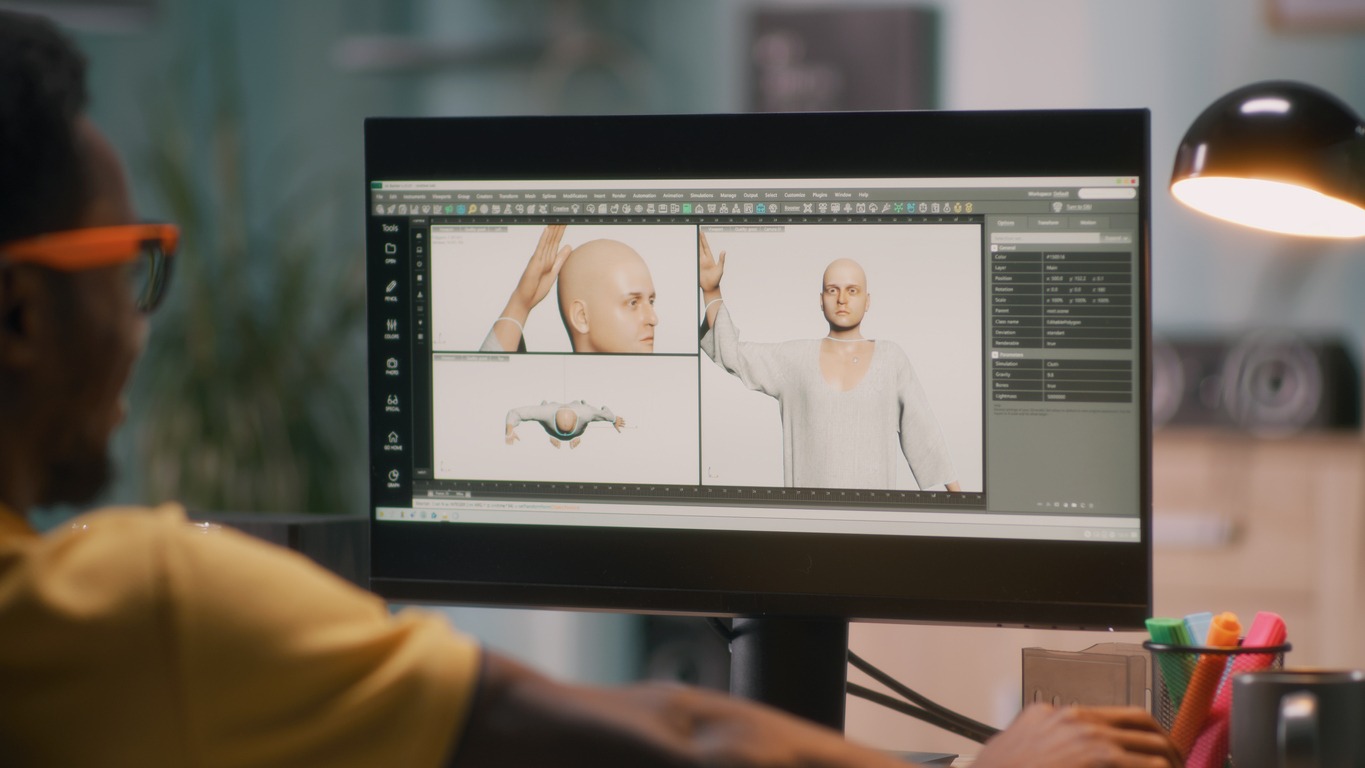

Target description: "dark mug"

left=1230, top=669, right=1365, bottom=768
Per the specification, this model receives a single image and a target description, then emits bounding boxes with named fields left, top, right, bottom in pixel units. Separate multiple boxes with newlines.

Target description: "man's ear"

left=569, top=298, right=590, bottom=335
left=0, top=264, right=49, bottom=369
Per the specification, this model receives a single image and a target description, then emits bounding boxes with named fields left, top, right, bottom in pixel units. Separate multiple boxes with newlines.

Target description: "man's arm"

left=454, top=653, right=920, bottom=768
left=486, top=224, right=570, bottom=352
left=973, top=704, right=1185, bottom=768
left=698, top=231, right=725, bottom=330
left=584, top=405, right=620, bottom=431
left=504, top=404, right=549, bottom=444
left=696, top=233, right=794, bottom=399
left=453, top=653, right=1183, bottom=768
left=890, top=346, right=959, bottom=492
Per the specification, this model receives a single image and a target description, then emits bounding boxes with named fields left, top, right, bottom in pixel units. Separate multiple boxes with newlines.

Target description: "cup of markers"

left=1144, top=611, right=1290, bottom=768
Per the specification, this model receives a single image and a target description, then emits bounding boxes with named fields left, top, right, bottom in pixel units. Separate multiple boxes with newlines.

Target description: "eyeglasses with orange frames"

left=0, top=223, right=178, bottom=313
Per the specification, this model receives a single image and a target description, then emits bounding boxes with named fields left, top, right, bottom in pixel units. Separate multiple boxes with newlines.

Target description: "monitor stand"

left=728, top=616, right=849, bottom=731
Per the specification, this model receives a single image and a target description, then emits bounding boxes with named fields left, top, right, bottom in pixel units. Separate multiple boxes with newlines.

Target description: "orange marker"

left=1169, top=611, right=1241, bottom=756
left=1185, top=611, right=1287, bottom=768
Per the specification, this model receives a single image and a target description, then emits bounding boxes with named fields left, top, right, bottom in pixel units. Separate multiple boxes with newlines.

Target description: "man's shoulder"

left=0, top=504, right=192, bottom=630
left=875, top=339, right=911, bottom=361
left=72, top=502, right=190, bottom=531
left=721, top=332, right=812, bottom=357
left=773, top=338, right=819, bottom=353
left=27, top=503, right=322, bottom=595
left=872, top=340, right=918, bottom=379
left=35, top=503, right=190, bottom=560
left=740, top=338, right=816, bottom=366
left=37, top=504, right=393, bottom=635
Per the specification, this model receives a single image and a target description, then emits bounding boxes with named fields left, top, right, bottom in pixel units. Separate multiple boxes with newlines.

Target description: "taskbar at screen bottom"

left=375, top=498, right=1141, bottom=543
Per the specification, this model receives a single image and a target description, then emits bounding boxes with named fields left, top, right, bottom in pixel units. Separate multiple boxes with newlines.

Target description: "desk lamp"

left=1171, top=81, right=1365, bottom=238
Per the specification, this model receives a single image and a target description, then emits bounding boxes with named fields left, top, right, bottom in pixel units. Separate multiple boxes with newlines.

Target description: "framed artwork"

left=746, top=7, right=940, bottom=112
left=1269, top=0, right=1365, bottom=29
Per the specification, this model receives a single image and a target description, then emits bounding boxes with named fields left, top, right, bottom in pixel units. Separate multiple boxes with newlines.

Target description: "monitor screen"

left=365, top=110, right=1151, bottom=636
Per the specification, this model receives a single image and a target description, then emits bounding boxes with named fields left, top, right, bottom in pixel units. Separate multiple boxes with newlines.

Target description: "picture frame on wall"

left=747, top=7, right=939, bottom=112
left=1269, top=0, right=1365, bottom=29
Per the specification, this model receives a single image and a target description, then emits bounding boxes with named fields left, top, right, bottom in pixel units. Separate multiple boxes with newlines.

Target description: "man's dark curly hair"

left=0, top=10, right=92, bottom=245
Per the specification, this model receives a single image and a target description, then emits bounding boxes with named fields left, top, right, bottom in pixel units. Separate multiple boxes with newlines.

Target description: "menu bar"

left=372, top=176, right=1138, bottom=191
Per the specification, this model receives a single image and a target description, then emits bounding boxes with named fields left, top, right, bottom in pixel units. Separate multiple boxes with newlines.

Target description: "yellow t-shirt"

left=0, top=503, right=482, bottom=767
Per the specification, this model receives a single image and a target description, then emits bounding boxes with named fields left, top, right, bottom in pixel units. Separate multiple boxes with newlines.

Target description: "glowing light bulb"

left=1171, top=176, right=1365, bottom=238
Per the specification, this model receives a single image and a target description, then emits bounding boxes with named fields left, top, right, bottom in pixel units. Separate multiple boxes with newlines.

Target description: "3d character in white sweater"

left=505, top=400, right=625, bottom=449
left=698, top=232, right=960, bottom=491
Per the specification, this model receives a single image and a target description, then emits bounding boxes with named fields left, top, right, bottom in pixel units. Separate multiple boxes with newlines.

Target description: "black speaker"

left=1152, top=332, right=1360, bottom=434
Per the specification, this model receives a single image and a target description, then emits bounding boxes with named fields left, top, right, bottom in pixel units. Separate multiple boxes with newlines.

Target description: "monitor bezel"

left=365, top=109, right=1152, bottom=631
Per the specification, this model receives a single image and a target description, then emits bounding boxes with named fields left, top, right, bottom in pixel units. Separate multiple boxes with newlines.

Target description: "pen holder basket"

left=1143, top=640, right=1290, bottom=764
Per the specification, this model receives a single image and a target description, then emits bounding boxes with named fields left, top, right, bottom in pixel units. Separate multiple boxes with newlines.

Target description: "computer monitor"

left=364, top=109, right=1151, bottom=729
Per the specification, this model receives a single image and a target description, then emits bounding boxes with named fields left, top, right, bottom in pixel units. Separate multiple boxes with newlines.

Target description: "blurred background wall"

left=13, top=0, right=1365, bottom=751
left=25, top=0, right=1363, bottom=507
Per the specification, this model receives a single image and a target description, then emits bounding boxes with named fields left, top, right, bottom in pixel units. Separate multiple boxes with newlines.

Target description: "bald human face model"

left=820, top=258, right=870, bottom=333
left=554, top=407, right=578, bottom=435
left=556, top=239, right=658, bottom=353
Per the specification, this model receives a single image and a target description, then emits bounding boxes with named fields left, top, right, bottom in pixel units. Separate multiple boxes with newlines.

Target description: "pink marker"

left=1186, top=612, right=1287, bottom=768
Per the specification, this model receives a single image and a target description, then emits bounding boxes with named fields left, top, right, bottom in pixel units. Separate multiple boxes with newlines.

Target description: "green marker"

left=1146, top=616, right=1195, bottom=708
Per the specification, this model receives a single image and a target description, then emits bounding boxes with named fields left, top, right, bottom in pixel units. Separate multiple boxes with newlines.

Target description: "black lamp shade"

left=1171, top=81, right=1365, bottom=237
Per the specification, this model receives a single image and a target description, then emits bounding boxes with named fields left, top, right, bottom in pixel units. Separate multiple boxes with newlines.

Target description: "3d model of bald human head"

left=554, top=408, right=578, bottom=435
left=556, top=239, right=658, bottom=353
left=820, top=258, right=870, bottom=333
left=505, top=400, right=624, bottom=449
